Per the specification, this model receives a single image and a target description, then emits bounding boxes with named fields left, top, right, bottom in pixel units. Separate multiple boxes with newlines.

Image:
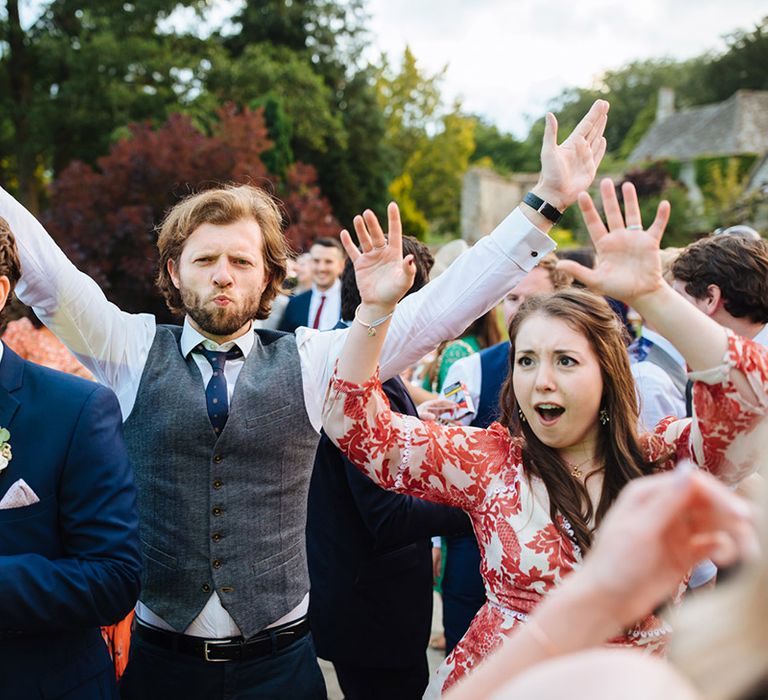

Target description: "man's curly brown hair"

left=672, top=235, right=768, bottom=324
left=156, top=185, right=288, bottom=319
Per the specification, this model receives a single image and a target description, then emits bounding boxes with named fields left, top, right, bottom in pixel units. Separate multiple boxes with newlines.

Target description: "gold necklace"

left=564, top=456, right=592, bottom=479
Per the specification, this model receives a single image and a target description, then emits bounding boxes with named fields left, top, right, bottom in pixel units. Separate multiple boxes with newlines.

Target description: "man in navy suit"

left=279, top=237, right=345, bottom=332
left=307, top=240, right=470, bottom=700
left=0, top=219, right=141, bottom=699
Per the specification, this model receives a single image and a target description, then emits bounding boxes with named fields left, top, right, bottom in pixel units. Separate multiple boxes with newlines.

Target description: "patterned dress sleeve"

left=642, top=331, right=768, bottom=485
left=322, top=367, right=517, bottom=510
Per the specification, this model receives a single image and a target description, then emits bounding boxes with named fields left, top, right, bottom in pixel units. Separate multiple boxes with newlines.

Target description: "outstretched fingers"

left=621, top=182, right=642, bottom=229
left=353, top=214, right=373, bottom=253
left=339, top=229, right=360, bottom=262
left=542, top=112, right=558, bottom=150
left=577, top=190, right=609, bottom=244
left=648, top=200, right=671, bottom=243
left=571, top=99, right=609, bottom=141
left=601, top=178, right=625, bottom=231
left=362, top=209, right=387, bottom=250
left=387, top=202, right=403, bottom=253
left=556, top=258, right=598, bottom=288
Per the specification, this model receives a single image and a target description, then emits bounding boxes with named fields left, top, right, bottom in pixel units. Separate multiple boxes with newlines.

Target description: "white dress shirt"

left=307, top=278, right=341, bottom=330
left=630, top=327, right=687, bottom=432
left=2, top=185, right=555, bottom=638
left=442, top=352, right=483, bottom=426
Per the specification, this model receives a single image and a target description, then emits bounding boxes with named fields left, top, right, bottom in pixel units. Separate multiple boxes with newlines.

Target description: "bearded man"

left=0, top=99, right=608, bottom=699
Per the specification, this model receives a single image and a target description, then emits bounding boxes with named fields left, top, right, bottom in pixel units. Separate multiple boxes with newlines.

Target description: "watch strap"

left=523, top=192, right=563, bottom=224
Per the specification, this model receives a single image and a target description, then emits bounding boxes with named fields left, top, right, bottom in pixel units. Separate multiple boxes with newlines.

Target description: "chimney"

left=656, top=87, right=675, bottom=122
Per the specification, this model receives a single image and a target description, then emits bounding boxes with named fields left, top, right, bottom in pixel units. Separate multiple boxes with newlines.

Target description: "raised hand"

left=534, top=100, right=609, bottom=211
left=557, top=178, right=671, bottom=306
left=339, top=202, right=415, bottom=315
left=575, top=467, right=756, bottom=629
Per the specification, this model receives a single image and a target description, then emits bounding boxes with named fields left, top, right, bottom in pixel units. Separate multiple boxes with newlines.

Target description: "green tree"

left=406, top=111, right=476, bottom=235
left=0, top=0, right=208, bottom=209
left=375, top=45, right=444, bottom=172
left=470, top=118, right=534, bottom=173
left=703, top=16, right=768, bottom=101
left=217, top=0, right=390, bottom=228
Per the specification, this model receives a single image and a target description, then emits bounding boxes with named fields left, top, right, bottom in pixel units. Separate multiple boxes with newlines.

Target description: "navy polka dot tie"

left=195, top=345, right=244, bottom=435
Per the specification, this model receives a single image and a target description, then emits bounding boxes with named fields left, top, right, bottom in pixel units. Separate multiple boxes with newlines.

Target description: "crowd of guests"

left=1, top=96, right=768, bottom=700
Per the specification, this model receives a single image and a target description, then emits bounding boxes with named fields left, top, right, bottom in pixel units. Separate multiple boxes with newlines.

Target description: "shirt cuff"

left=487, top=207, right=557, bottom=273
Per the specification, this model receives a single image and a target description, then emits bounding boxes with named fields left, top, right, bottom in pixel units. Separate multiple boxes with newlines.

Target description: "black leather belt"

left=134, top=617, right=310, bottom=662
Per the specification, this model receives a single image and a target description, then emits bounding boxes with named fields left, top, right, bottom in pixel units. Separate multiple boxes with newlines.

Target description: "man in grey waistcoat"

left=0, top=99, right=608, bottom=698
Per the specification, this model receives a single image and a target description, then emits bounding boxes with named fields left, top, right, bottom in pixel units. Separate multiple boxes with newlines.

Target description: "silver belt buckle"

left=204, top=638, right=233, bottom=662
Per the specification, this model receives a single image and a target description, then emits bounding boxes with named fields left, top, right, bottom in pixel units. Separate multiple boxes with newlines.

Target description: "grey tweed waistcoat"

left=123, top=325, right=318, bottom=638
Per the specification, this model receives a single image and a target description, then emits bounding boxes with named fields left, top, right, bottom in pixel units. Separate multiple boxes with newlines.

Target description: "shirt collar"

left=640, top=326, right=685, bottom=367
left=752, top=324, right=768, bottom=346
left=311, top=278, right=341, bottom=297
left=180, top=317, right=255, bottom=359
left=0, top=341, right=4, bottom=366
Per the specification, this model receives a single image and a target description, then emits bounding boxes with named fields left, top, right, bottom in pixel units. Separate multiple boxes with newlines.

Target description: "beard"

left=180, top=285, right=262, bottom=337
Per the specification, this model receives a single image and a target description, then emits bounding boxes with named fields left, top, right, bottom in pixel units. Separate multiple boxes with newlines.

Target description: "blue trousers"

left=442, top=534, right=486, bottom=654
left=119, top=631, right=327, bottom=700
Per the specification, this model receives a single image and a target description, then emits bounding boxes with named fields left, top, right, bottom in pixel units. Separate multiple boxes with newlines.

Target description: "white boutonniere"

left=0, top=428, right=12, bottom=474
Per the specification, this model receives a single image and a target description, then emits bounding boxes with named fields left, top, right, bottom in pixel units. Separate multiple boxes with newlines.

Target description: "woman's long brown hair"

left=499, top=289, right=662, bottom=552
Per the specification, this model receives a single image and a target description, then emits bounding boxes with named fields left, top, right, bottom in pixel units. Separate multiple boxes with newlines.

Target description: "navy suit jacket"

left=307, top=373, right=470, bottom=667
left=278, top=289, right=312, bottom=333
left=0, top=345, right=141, bottom=698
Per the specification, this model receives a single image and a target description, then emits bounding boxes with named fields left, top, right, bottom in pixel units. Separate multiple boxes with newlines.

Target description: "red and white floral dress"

left=322, top=332, right=768, bottom=698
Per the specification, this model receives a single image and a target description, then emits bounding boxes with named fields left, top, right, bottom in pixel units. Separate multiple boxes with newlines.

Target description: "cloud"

left=366, top=0, right=767, bottom=135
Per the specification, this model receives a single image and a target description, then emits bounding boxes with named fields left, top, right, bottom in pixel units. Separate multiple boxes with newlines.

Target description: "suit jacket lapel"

left=0, top=344, right=24, bottom=429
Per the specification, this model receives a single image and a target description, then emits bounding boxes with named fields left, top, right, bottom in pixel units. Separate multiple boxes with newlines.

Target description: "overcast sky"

left=365, top=0, right=767, bottom=135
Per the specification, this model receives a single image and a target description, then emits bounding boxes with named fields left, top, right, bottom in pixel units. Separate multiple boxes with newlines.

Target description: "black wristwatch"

left=523, top=192, right=563, bottom=224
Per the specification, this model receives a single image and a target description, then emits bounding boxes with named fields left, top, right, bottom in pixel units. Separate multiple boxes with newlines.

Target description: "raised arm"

left=321, top=209, right=512, bottom=509
left=559, top=180, right=768, bottom=484
left=302, top=101, right=609, bottom=426
left=0, top=187, right=156, bottom=415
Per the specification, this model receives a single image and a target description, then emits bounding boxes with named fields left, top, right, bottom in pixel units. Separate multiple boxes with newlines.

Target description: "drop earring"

left=599, top=408, right=609, bottom=426
left=518, top=407, right=527, bottom=423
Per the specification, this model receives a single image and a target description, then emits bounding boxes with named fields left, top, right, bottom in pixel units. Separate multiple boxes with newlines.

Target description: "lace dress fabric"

left=322, top=332, right=768, bottom=697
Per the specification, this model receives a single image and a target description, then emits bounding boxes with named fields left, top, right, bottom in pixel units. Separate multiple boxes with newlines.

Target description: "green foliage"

left=702, top=158, right=749, bottom=221
left=550, top=57, right=710, bottom=159
left=375, top=46, right=445, bottom=172
left=388, top=173, right=428, bottom=240
left=702, top=16, right=768, bottom=101
left=405, top=112, right=476, bottom=235
left=470, top=118, right=535, bottom=173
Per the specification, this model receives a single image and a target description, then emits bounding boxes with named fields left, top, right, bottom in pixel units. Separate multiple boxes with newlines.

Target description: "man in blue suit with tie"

left=0, top=218, right=141, bottom=699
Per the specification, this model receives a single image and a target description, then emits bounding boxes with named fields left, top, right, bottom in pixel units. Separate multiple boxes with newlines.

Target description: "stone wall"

left=461, top=168, right=539, bottom=243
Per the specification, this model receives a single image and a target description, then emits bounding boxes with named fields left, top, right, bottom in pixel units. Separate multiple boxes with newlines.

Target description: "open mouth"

left=534, top=403, right=565, bottom=424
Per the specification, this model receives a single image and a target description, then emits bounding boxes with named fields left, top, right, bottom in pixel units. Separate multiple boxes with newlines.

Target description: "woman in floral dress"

left=321, top=178, right=768, bottom=697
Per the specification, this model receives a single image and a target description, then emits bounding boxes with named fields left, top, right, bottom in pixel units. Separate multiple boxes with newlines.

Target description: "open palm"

left=536, top=100, right=609, bottom=209
left=340, top=202, right=416, bottom=310
left=558, top=179, right=671, bottom=306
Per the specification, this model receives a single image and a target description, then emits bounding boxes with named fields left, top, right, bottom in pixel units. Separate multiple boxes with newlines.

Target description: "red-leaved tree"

left=42, top=105, right=339, bottom=320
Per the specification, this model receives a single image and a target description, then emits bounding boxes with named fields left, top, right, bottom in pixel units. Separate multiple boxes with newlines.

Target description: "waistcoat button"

left=212, top=559, right=222, bottom=569
left=212, top=479, right=223, bottom=490
left=212, top=533, right=222, bottom=543
left=201, top=583, right=211, bottom=593
left=213, top=454, right=223, bottom=464
left=212, top=506, right=222, bottom=517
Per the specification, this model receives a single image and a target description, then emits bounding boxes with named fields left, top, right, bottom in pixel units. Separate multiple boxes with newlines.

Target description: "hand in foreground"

left=557, top=178, right=671, bottom=306
left=340, top=202, right=415, bottom=315
left=574, top=466, right=757, bottom=631
left=534, top=99, right=609, bottom=211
